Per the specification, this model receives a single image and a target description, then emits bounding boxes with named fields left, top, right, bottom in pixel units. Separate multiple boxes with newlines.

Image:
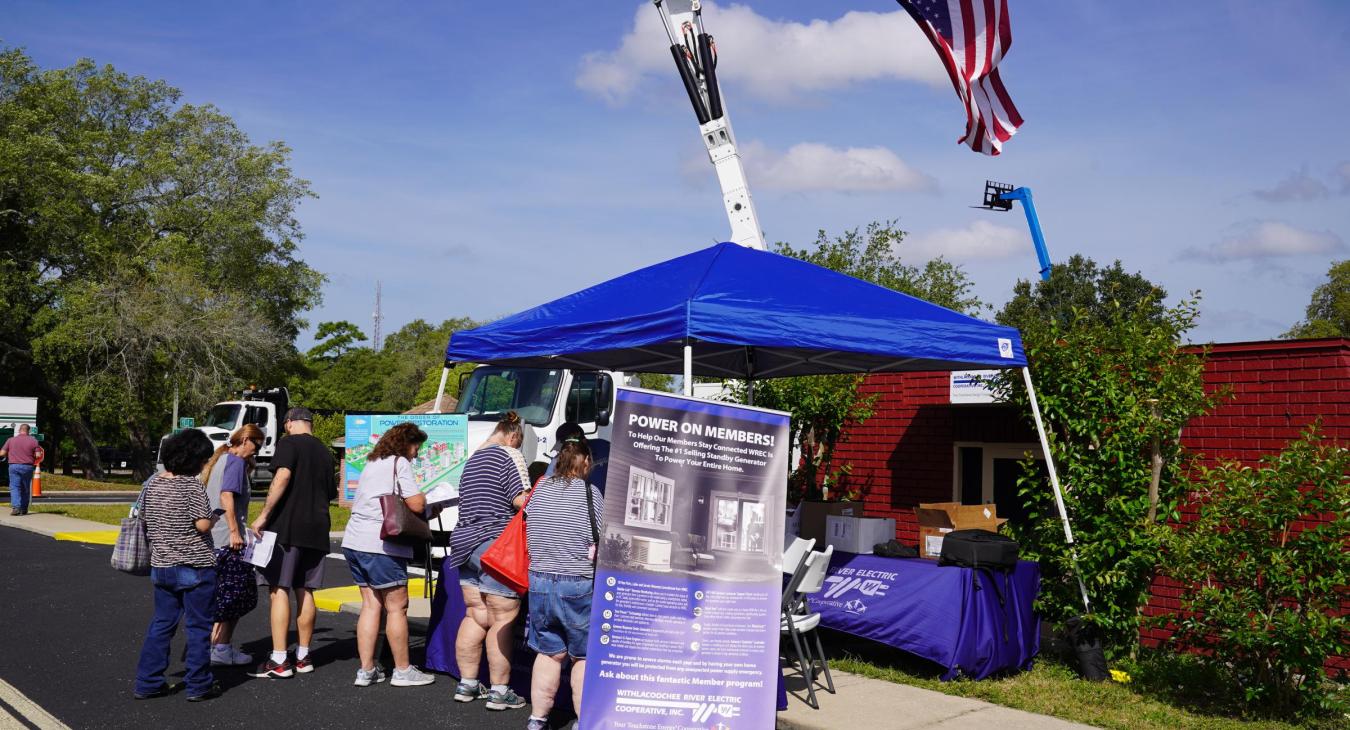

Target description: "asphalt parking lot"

left=0, top=527, right=544, bottom=729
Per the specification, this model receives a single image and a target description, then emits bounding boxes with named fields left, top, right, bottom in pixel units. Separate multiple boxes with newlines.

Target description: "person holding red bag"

left=447, top=412, right=529, bottom=711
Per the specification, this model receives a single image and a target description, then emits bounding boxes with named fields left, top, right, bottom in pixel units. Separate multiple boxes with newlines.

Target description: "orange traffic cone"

left=31, top=450, right=42, bottom=498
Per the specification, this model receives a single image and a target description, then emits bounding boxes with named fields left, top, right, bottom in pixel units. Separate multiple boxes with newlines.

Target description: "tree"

left=1157, top=426, right=1348, bottom=716
left=306, top=321, right=368, bottom=361
left=0, top=48, right=323, bottom=477
left=755, top=222, right=983, bottom=501
left=1284, top=259, right=1349, bottom=338
left=992, top=257, right=1219, bottom=654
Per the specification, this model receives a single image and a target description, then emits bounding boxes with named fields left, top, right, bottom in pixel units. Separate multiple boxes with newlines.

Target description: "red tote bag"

left=479, top=494, right=530, bottom=595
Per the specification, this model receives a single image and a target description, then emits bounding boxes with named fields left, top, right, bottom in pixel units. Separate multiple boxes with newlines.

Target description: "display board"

left=342, top=414, right=469, bottom=506
left=581, top=387, right=789, bottom=729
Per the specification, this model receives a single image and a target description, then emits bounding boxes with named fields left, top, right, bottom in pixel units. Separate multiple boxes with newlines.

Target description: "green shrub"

left=1156, top=425, right=1349, bottom=716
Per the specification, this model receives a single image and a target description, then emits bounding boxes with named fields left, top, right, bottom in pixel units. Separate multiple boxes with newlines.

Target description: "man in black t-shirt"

left=247, top=407, right=336, bottom=679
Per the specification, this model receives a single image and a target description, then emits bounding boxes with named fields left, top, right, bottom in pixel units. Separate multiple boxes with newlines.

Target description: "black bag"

left=873, top=540, right=918, bottom=558
left=937, top=529, right=1019, bottom=571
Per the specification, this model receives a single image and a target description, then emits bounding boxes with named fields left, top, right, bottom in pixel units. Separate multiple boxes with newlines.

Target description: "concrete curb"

left=0, top=511, right=114, bottom=537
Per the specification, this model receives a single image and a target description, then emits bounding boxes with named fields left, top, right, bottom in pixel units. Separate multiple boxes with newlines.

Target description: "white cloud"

left=1181, top=221, right=1347, bottom=261
left=731, top=141, right=935, bottom=193
left=1253, top=167, right=1329, bottom=202
left=905, top=220, right=1029, bottom=261
left=577, top=2, right=947, bottom=104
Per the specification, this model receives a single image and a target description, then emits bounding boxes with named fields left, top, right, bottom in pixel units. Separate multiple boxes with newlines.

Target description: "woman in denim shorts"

left=523, top=439, right=603, bottom=730
left=341, top=423, right=437, bottom=688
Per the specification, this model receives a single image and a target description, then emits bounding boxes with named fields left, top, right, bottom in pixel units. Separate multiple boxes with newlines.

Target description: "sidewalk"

left=0, top=515, right=1090, bottom=729
left=775, top=670, right=1092, bottom=729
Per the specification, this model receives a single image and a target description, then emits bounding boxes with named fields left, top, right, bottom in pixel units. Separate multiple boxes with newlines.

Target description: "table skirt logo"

left=822, top=575, right=891, bottom=605
left=842, top=598, right=867, bottom=614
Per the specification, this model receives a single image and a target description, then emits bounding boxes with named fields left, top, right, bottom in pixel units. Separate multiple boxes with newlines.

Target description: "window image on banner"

left=581, top=387, right=789, bottom=729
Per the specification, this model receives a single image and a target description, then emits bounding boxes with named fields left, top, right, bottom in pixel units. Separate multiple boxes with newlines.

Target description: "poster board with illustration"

left=342, top=414, right=469, bottom=508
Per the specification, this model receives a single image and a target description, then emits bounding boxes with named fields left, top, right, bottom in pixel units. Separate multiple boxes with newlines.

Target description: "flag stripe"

left=898, top=0, right=1023, bottom=156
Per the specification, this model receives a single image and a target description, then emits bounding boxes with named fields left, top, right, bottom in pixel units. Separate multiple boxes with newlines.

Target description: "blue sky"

left=8, top=1, right=1349, bottom=347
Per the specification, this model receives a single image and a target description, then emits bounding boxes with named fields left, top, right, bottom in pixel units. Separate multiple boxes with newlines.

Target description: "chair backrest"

left=795, top=545, right=835, bottom=597
left=782, top=537, right=815, bottom=577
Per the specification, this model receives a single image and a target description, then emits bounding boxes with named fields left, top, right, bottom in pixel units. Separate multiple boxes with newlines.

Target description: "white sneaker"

left=210, top=645, right=253, bottom=666
left=390, top=665, right=436, bottom=687
left=354, top=666, right=387, bottom=687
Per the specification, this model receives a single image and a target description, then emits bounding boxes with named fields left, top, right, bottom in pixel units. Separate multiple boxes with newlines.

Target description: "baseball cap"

left=284, top=406, right=314, bottom=423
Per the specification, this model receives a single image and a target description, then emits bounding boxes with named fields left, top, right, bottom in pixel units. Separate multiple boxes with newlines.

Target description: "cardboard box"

left=825, top=515, right=897, bottom=554
left=796, top=501, right=860, bottom=545
left=914, top=502, right=1007, bottom=558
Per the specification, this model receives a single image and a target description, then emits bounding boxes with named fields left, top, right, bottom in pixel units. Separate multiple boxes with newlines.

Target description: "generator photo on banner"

left=581, top=387, right=790, bottom=729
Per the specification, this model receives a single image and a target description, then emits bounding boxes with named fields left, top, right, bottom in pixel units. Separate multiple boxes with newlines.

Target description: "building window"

left=710, top=494, right=767, bottom=554
left=625, top=467, right=673, bottom=531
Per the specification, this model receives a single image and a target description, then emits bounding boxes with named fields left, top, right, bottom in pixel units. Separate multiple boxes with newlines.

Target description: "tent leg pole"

left=432, top=366, right=450, bottom=414
left=747, top=378, right=754, bottom=406
left=683, top=345, right=693, bottom=397
left=1022, top=367, right=1092, bottom=614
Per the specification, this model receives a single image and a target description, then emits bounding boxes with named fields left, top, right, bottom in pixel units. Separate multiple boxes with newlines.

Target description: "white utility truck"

left=158, top=387, right=288, bottom=485
left=433, top=0, right=761, bottom=473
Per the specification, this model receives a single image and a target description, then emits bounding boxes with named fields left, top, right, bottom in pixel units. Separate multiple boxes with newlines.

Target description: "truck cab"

left=160, top=388, right=288, bottom=485
left=451, top=366, right=631, bottom=480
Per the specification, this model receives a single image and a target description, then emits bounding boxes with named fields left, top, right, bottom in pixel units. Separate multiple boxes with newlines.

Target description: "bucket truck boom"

left=653, top=0, right=765, bottom=250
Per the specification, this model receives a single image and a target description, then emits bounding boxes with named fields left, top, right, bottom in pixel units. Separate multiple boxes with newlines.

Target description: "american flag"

left=898, top=0, right=1024, bottom=156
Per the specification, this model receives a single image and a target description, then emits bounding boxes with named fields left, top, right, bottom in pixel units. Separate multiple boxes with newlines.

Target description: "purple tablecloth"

left=808, top=552, right=1040, bottom=680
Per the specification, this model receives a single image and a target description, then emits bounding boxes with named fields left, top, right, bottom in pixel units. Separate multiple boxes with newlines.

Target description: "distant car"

left=97, top=446, right=134, bottom=470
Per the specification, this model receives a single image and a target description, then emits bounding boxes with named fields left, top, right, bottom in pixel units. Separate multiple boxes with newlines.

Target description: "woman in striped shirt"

left=448, top=412, right=529, bottom=711
left=523, top=439, right=603, bottom=730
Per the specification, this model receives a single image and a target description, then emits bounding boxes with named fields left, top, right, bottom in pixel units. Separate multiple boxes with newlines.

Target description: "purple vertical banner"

left=581, top=388, right=789, bottom=730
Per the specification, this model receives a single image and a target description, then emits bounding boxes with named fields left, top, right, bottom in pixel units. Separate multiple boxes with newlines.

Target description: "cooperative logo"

left=843, top=598, right=867, bottom=615
left=822, top=575, right=891, bottom=601
left=997, top=338, right=1014, bottom=359
left=694, top=703, right=740, bottom=723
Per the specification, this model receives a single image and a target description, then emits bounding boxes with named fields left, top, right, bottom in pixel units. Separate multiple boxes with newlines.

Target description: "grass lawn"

left=32, top=502, right=352, bottom=533
left=826, top=630, right=1342, bottom=730
left=40, top=473, right=140, bottom=491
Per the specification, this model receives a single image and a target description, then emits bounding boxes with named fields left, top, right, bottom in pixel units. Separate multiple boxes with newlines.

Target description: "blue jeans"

left=526, top=571, right=593, bottom=658
left=7, top=464, right=33, bottom=513
left=135, top=566, right=217, bottom=696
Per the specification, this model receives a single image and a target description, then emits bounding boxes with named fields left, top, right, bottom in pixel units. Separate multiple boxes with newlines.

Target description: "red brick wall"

left=1140, top=339, right=1349, bottom=672
left=834, top=338, right=1348, bottom=669
left=829, top=371, right=1032, bottom=544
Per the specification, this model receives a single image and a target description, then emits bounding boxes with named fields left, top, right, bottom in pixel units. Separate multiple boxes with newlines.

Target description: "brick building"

left=829, top=337, right=1348, bottom=658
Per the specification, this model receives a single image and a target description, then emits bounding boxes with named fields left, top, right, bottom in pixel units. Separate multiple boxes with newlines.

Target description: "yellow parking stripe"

left=52, top=531, right=118, bottom=545
left=313, top=578, right=427, bottom=612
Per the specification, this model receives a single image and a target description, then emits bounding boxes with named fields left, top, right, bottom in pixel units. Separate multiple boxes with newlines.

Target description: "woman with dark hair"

left=341, top=422, right=436, bottom=688
left=200, top=424, right=264, bottom=667
left=449, top=411, right=529, bottom=711
left=523, top=439, right=602, bottom=730
left=133, top=429, right=224, bottom=702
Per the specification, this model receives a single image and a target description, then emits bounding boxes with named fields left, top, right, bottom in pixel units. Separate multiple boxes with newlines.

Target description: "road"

left=0, top=527, right=552, bottom=729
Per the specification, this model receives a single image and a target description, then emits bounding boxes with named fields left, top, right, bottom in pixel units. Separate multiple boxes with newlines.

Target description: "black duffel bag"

left=938, top=529, right=1019, bottom=571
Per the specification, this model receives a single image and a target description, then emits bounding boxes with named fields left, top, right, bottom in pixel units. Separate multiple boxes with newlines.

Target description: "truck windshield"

left=453, top=367, right=562, bottom=427
left=205, top=404, right=240, bottom=430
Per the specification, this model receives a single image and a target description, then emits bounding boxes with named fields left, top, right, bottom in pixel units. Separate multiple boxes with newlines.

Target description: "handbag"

left=379, top=457, right=432, bottom=544
left=111, top=487, right=151, bottom=575
left=480, top=491, right=531, bottom=595
left=211, top=548, right=258, bottom=621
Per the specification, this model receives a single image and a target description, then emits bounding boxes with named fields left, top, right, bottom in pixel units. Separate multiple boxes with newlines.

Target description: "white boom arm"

left=654, top=0, right=766, bottom=250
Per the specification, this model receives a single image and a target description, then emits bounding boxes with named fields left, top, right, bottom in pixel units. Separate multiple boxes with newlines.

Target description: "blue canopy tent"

left=435, top=241, right=1090, bottom=614
left=444, top=242, right=1026, bottom=378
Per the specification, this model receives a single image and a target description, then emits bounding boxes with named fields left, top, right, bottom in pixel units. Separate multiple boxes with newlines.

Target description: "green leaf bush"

left=1156, top=426, right=1349, bottom=717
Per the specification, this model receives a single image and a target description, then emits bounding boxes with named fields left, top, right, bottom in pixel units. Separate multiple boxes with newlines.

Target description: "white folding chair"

left=782, top=536, right=815, bottom=584
left=780, top=545, right=836, bottom=709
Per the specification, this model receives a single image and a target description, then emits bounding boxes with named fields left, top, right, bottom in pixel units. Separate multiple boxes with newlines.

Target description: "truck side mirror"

left=265, top=436, right=273, bottom=446
left=595, top=408, right=611, bottom=427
